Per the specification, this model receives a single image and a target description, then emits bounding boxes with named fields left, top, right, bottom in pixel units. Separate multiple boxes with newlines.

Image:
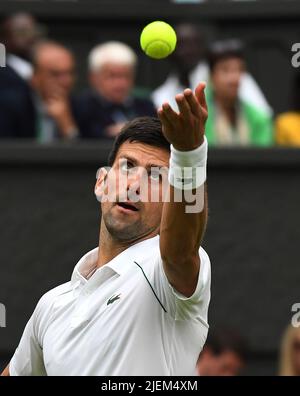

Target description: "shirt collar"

left=71, top=235, right=159, bottom=287
left=7, top=54, right=33, bottom=81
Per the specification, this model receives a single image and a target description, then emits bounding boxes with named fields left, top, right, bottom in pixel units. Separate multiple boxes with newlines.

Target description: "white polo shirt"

left=10, top=235, right=211, bottom=376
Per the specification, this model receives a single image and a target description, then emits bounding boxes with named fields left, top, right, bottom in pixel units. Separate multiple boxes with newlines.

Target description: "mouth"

left=116, top=202, right=139, bottom=213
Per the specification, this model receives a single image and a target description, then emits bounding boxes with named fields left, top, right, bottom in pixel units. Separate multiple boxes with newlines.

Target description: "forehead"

left=10, top=15, right=35, bottom=31
left=114, top=141, right=170, bottom=167
left=99, top=63, right=133, bottom=75
left=38, top=48, right=74, bottom=70
left=214, top=57, right=244, bottom=70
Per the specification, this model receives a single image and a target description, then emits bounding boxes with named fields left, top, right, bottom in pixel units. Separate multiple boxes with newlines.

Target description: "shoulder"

left=132, top=96, right=156, bottom=116
left=35, top=282, right=72, bottom=316
left=0, top=66, right=22, bottom=84
left=74, top=89, right=92, bottom=103
left=74, top=90, right=100, bottom=109
left=23, top=282, right=73, bottom=343
left=242, top=101, right=273, bottom=144
left=242, top=101, right=271, bottom=123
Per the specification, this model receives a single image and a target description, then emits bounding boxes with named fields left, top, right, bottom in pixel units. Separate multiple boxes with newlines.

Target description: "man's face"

left=213, top=350, right=244, bottom=376
left=211, top=57, right=245, bottom=103
left=98, top=141, right=170, bottom=242
left=197, top=348, right=244, bottom=376
left=172, top=24, right=204, bottom=73
left=32, top=48, right=75, bottom=99
left=90, top=63, right=134, bottom=104
left=4, top=14, right=42, bottom=59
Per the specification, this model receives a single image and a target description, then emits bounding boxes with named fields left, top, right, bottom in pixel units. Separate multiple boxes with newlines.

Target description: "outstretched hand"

left=157, top=82, right=208, bottom=151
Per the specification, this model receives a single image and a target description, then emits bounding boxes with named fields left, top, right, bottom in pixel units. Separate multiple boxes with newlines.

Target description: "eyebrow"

left=119, top=155, right=167, bottom=171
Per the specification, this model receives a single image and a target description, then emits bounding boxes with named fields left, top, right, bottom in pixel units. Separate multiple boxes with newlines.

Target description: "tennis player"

left=1, top=82, right=211, bottom=376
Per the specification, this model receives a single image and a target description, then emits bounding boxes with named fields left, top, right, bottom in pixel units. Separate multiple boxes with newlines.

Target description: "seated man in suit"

left=76, top=41, right=156, bottom=139
left=2, top=40, right=79, bottom=141
left=0, top=12, right=42, bottom=138
left=31, top=41, right=79, bottom=142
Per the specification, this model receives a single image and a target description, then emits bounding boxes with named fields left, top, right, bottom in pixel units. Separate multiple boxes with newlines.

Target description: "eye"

left=120, top=160, right=134, bottom=173
left=149, top=169, right=162, bottom=182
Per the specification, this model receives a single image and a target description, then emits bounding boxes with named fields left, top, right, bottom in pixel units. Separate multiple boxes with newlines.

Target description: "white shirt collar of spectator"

left=7, top=54, right=33, bottom=81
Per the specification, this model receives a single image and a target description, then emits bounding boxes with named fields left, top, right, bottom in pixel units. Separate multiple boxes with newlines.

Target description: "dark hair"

left=108, top=117, right=170, bottom=166
left=205, top=328, right=248, bottom=361
left=208, top=39, right=245, bottom=72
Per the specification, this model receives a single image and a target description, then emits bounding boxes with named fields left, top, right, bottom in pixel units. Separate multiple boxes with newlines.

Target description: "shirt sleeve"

left=9, top=297, right=47, bottom=376
left=153, top=246, right=211, bottom=323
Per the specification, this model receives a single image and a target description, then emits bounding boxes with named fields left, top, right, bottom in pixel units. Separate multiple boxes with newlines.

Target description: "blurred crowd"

left=0, top=12, right=299, bottom=146
left=196, top=324, right=300, bottom=376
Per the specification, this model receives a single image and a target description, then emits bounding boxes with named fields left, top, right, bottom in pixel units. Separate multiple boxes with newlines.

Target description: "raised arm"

left=158, top=83, right=208, bottom=297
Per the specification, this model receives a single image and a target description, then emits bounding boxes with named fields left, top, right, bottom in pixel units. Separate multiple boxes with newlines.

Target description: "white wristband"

left=168, top=136, right=208, bottom=190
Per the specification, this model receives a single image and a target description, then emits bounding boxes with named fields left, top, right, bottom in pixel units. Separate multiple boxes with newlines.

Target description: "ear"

left=94, top=167, right=108, bottom=202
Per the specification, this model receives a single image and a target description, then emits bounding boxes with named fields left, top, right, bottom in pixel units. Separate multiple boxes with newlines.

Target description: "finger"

left=175, top=93, right=191, bottom=120
left=195, top=82, right=208, bottom=111
left=161, top=102, right=178, bottom=124
left=157, top=109, right=173, bottom=132
left=183, top=88, right=202, bottom=118
left=157, top=108, right=171, bottom=128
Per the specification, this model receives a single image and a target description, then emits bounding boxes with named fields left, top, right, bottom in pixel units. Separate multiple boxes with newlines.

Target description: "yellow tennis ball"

left=140, top=21, right=177, bottom=59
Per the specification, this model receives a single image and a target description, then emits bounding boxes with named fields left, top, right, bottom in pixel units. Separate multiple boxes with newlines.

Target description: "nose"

left=126, top=166, right=149, bottom=201
left=127, top=169, right=142, bottom=196
left=58, top=72, right=74, bottom=91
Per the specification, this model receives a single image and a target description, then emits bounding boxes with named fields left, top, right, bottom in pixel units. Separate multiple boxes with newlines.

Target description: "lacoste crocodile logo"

left=107, top=293, right=121, bottom=306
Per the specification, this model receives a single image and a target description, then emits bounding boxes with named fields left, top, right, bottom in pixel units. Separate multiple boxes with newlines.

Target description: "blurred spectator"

left=76, top=41, right=156, bottom=139
left=1, top=12, right=43, bottom=81
left=205, top=39, right=273, bottom=146
left=0, top=38, right=79, bottom=141
left=279, top=325, right=300, bottom=376
left=0, top=13, right=43, bottom=138
left=31, top=41, right=79, bottom=142
left=152, top=23, right=272, bottom=116
left=275, top=73, right=300, bottom=146
left=196, top=328, right=247, bottom=376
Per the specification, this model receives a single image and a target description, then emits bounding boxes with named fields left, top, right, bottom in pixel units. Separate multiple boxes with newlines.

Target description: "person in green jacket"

left=205, top=39, right=273, bottom=147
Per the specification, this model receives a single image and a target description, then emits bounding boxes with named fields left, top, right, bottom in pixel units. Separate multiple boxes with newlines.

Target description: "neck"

left=97, top=219, right=158, bottom=268
left=215, top=94, right=237, bottom=125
